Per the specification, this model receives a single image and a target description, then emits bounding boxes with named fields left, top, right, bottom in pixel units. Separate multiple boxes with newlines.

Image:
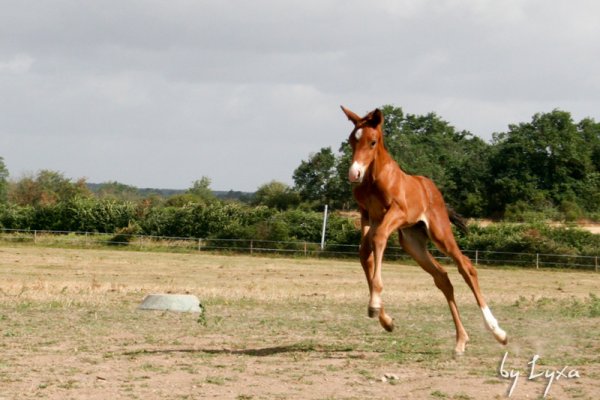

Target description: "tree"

left=488, top=110, right=594, bottom=216
left=332, top=142, right=354, bottom=210
left=93, top=181, right=141, bottom=201
left=445, top=137, right=492, bottom=217
left=293, top=147, right=347, bottom=208
left=296, top=106, right=600, bottom=220
left=252, top=181, right=300, bottom=210
left=164, top=176, right=216, bottom=207
left=378, top=105, right=490, bottom=216
left=577, top=118, right=600, bottom=212
left=188, top=176, right=217, bottom=203
left=9, top=170, right=90, bottom=206
left=578, top=117, right=600, bottom=171
left=0, top=157, right=8, bottom=203
left=294, top=106, right=491, bottom=214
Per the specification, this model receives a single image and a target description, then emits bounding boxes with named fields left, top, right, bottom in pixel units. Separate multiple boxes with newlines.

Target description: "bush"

left=110, top=221, right=142, bottom=245
left=504, top=201, right=560, bottom=223
left=457, top=222, right=600, bottom=265
left=60, top=197, right=137, bottom=233
left=559, top=200, right=584, bottom=222
left=0, top=204, right=35, bottom=229
left=2, top=197, right=598, bottom=269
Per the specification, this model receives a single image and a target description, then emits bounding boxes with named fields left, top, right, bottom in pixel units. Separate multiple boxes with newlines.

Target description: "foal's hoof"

left=498, top=333, right=508, bottom=346
left=380, top=318, right=394, bottom=332
left=489, top=326, right=508, bottom=345
left=453, top=343, right=467, bottom=358
left=453, top=350, right=465, bottom=359
left=368, top=307, right=380, bottom=319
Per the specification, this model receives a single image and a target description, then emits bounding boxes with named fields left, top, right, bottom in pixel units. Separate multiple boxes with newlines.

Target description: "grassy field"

left=0, top=246, right=598, bottom=399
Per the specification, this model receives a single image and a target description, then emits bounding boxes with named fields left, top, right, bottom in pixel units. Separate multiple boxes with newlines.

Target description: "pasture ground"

left=0, top=246, right=598, bottom=399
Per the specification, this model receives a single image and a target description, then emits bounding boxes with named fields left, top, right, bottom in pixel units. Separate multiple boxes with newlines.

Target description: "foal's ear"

left=365, top=108, right=383, bottom=128
left=340, top=105, right=361, bottom=125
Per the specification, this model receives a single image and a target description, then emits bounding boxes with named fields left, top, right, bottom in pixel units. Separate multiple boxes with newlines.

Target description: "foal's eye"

left=370, top=140, right=377, bottom=148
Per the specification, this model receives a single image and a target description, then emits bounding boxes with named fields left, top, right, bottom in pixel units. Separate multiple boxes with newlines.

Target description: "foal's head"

left=340, top=106, right=384, bottom=183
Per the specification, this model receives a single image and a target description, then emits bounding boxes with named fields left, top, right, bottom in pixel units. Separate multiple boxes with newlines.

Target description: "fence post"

left=536, top=253, right=539, bottom=270
left=596, top=256, right=598, bottom=273
left=250, top=240, right=253, bottom=255
left=320, top=205, right=328, bottom=250
left=475, top=250, right=478, bottom=265
left=304, top=242, right=307, bottom=257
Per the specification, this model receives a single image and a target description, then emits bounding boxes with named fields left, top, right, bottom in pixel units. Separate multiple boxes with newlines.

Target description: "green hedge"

left=1, top=200, right=598, bottom=265
left=455, top=222, right=600, bottom=257
left=0, top=200, right=354, bottom=246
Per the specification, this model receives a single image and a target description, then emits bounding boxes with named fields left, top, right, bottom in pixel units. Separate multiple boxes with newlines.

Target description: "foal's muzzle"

left=348, top=161, right=366, bottom=183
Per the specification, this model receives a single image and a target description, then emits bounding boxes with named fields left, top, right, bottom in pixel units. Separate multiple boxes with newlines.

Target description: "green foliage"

left=3, top=102, right=600, bottom=263
left=0, top=157, right=8, bottom=204
left=163, top=193, right=201, bottom=207
left=110, top=221, right=142, bottom=245
left=0, top=203, right=35, bottom=229
left=516, top=294, right=600, bottom=318
left=252, top=181, right=300, bottom=210
left=503, top=197, right=560, bottom=223
left=457, top=222, right=600, bottom=261
left=488, top=110, right=599, bottom=217
left=380, top=105, right=492, bottom=217
left=1, top=194, right=599, bottom=267
left=294, top=106, right=600, bottom=220
left=187, top=176, right=217, bottom=204
left=293, top=147, right=350, bottom=209
left=560, top=294, right=600, bottom=318
left=197, top=303, right=208, bottom=327
left=92, top=181, right=141, bottom=201
left=8, top=170, right=91, bottom=207
left=253, top=217, right=291, bottom=242
left=60, top=197, right=137, bottom=233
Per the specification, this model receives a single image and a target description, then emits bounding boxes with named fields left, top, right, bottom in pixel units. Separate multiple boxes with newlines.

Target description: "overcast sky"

left=2, top=0, right=600, bottom=191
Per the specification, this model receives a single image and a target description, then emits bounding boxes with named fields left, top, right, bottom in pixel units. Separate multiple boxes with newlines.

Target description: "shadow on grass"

left=123, top=342, right=359, bottom=358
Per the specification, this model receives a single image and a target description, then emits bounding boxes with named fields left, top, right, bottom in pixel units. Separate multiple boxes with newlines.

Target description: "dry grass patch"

left=1, top=246, right=599, bottom=399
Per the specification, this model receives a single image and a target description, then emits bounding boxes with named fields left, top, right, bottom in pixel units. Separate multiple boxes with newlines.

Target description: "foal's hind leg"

left=399, top=225, right=470, bottom=355
left=428, top=217, right=508, bottom=345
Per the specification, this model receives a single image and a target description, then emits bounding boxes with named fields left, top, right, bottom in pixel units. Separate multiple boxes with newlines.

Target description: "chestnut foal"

left=341, top=106, right=507, bottom=355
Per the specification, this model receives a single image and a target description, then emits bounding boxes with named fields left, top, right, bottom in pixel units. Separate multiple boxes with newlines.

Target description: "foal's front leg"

left=369, top=204, right=405, bottom=332
left=358, top=214, right=375, bottom=311
left=359, top=215, right=393, bottom=331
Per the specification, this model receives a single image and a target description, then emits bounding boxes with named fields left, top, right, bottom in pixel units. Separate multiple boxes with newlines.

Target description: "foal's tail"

left=447, top=206, right=469, bottom=235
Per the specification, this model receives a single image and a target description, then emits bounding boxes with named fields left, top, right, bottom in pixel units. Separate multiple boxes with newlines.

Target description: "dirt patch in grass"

left=1, top=246, right=599, bottom=399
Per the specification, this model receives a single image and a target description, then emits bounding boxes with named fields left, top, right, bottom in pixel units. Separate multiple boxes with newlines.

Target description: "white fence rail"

left=0, top=228, right=598, bottom=271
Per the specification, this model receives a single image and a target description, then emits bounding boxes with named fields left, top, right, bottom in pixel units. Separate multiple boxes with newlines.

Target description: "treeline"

left=0, top=169, right=359, bottom=245
left=3, top=106, right=599, bottom=221
left=1, top=105, right=600, bottom=264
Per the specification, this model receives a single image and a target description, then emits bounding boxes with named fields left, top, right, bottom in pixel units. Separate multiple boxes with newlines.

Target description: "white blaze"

left=354, top=128, right=363, bottom=140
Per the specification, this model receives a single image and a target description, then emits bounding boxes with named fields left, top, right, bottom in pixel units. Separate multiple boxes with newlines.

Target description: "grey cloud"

left=2, top=0, right=600, bottom=191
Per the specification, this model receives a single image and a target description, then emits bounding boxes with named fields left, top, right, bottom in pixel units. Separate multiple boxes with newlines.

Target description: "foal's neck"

left=373, top=143, right=405, bottom=179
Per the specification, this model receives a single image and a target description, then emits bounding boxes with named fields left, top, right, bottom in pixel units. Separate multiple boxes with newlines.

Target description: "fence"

left=0, top=228, right=598, bottom=271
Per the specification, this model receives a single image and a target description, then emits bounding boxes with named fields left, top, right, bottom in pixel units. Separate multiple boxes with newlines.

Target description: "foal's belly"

left=362, top=195, right=427, bottom=229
